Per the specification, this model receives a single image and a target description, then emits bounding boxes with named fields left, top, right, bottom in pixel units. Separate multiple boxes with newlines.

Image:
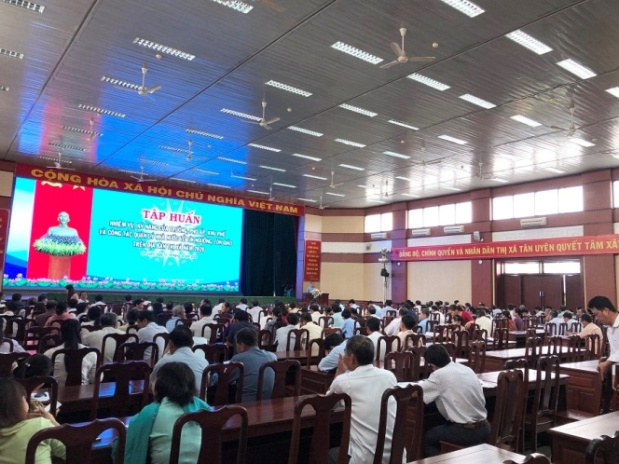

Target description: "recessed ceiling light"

left=438, top=0, right=484, bottom=17
left=220, top=108, right=261, bottom=121
left=287, top=126, right=323, bottom=137
left=506, top=30, right=552, bottom=55
left=339, top=104, right=377, bottom=118
left=396, top=176, right=412, bottom=182
left=0, top=48, right=24, bottom=59
left=606, top=87, right=619, bottom=99
left=265, top=80, right=312, bottom=97
left=556, top=59, right=597, bottom=79
left=292, top=153, right=322, bottom=162
left=438, top=135, right=467, bottom=145
left=459, top=94, right=496, bottom=109
left=48, top=142, right=85, bottom=152
left=210, top=0, right=253, bottom=14
left=259, top=165, right=286, bottom=172
left=569, top=138, right=595, bottom=148
left=207, top=183, right=232, bottom=189
left=160, top=145, right=190, bottom=154
left=248, top=143, right=281, bottom=153
left=298, top=198, right=317, bottom=203
left=273, top=182, right=296, bottom=188
left=511, top=115, right=542, bottom=127
left=330, top=41, right=383, bottom=65
left=63, top=125, right=103, bottom=137
left=248, top=189, right=270, bottom=195
left=303, top=174, right=328, bottom=181
left=186, top=128, right=224, bottom=140
left=191, top=168, right=218, bottom=175
left=101, top=76, right=140, bottom=90
left=443, top=186, right=462, bottom=191
left=490, top=178, right=509, bottom=183
left=384, top=151, right=411, bottom=160
left=119, top=169, right=141, bottom=175
left=217, top=156, right=246, bottom=165
left=369, top=199, right=387, bottom=204
left=2, top=0, right=44, bottom=13
left=387, top=120, right=419, bottom=130
left=173, top=178, right=197, bottom=184
left=400, top=193, right=420, bottom=198
left=133, top=37, right=195, bottom=61
left=230, top=173, right=255, bottom=181
left=407, top=73, right=450, bottom=91
left=326, top=192, right=346, bottom=197
left=335, top=138, right=366, bottom=148
left=0, top=85, right=8, bottom=92
left=140, top=159, right=169, bottom=167
left=339, top=163, right=365, bottom=171
left=545, top=167, right=565, bottom=174
left=77, top=104, right=125, bottom=118
left=40, top=156, right=72, bottom=164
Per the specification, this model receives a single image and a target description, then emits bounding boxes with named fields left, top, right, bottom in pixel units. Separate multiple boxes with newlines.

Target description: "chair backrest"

left=489, top=369, right=526, bottom=451
left=25, top=418, right=126, bottom=464
left=170, top=406, right=248, bottom=464
left=585, top=334, right=602, bottom=359
left=384, top=351, right=414, bottom=382
left=544, top=322, right=557, bottom=336
left=120, top=341, right=159, bottom=368
left=202, top=323, right=224, bottom=344
left=51, top=347, right=101, bottom=386
left=317, top=316, right=333, bottom=328
left=288, top=393, right=352, bottom=464
left=322, top=327, right=343, bottom=339
left=156, top=312, right=172, bottom=326
left=376, top=335, right=401, bottom=361
left=306, top=338, right=326, bottom=366
left=468, top=340, right=487, bottom=374
left=0, top=352, right=29, bottom=376
left=17, top=376, right=59, bottom=416
left=374, top=385, right=424, bottom=464
left=585, top=431, right=619, bottom=464
left=403, top=333, right=423, bottom=350
left=493, top=328, right=509, bottom=350
left=258, top=329, right=274, bottom=350
left=153, top=332, right=170, bottom=360
left=102, top=333, right=138, bottom=362
left=436, top=341, right=457, bottom=362
left=408, top=346, right=426, bottom=381
left=38, top=333, right=62, bottom=353
left=451, top=330, right=470, bottom=358
left=433, top=324, right=453, bottom=343
left=471, top=328, right=488, bottom=343
left=286, top=328, right=309, bottom=351
left=564, top=335, right=583, bottom=363
left=27, top=326, right=58, bottom=352
left=531, top=355, right=560, bottom=423
left=503, top=453, right=551, bottom=464
left=257, top=359, right=301, bottom=400
left=546, top=336, right=563, bottom=356
left=7, top=317, right=27, bottom=343
left=201, top=362, right=244, bottom=406
left=525, top=336, right=544, bottom=368
left=558, top=322, right=568, bottom=336
left=192, top=344, right=228, bottom=364
left=503, top=358, right=530, bottom=388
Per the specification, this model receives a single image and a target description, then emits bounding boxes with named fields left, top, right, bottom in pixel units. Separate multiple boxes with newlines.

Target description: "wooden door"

left=540, top=274, right=564, bottom=308
left=565, top=274, right=583, bottom=309
left=521, top=275, right=543, bottom=310
left=498, top=275, right=522, bottom=309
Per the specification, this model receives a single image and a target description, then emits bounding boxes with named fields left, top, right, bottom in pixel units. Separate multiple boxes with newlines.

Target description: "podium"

left=303, top=293, right=329, bottom=306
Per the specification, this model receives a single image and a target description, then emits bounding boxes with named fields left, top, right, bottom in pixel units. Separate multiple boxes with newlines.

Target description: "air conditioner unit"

left=411, top=228, right=431, bottom=237
left=370, top=232, right=388, bottom=240
left=520, top=217, right=547, bottom=228
left=443, top=225, right=464, bottom=234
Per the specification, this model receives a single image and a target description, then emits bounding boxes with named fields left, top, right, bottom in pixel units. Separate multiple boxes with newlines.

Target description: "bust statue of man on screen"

left=34, top=211, right=86, bottom=256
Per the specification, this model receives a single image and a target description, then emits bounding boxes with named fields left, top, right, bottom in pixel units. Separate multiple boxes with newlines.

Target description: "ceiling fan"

left=318, top=195, right=327, bottom=210
left=550, top=98, right=583, bottom=137
left=131, top=166, right=156, bottom=183
left=46, top=152, right=75, bottom=171
left=380, top=27, right=435, bottom=69
left=186, top=138, right=193, bottom=161
left=410, top=140, right=442, bottom=166
left=329, top=169, right=344, bottom=189
left=243, top=98, right=280, bottom=129
left=116, top=63, right=162, bottom=99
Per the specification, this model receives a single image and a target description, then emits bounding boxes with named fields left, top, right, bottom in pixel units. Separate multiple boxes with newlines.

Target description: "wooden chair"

left=6, top=316, right=27, bottom=344
left=17, top=376, right=59, bottom=416
left=564, top=335, right=584, bottom=363
left=288, top=393, right=352, bottom=464
left=91, top=360, right=151, bottom=420
left=585, top=431, right=619, bottom=464
left=373, top=385, right=424, bottom=464
left=436, top=341, right=457, bottom=362
left=102, top=333, right=138, bottom=362
left=202, top=323, right=224, bottom=343
left=468, top=340, right=487, bottom=374
left=546, top=336, right=563, bottom=357
left=544, top=322, right=557, bottom=337
left=402, top=333, right=423, bottom=350
left=26, top=326, right=57, bottom=352
left=489, top=369, right=526, bottom=452
left=585, top=334, right=602, bottom=359
left=451, top=330, right=470, bottom=358
left=432, top=324, right=453, bottom=343
left=193, top=344, right=228, bottom=364
left=318, top=316, right=334, bottom=328
left=286, top=328, right=309, bottom=351
left=257, top=359, right=301, bottom=400
left=156, top=312, right=172, bottom=326
left=201, top=362, right=244, bottom=406
left=558, top=322, right=568, bottom=336
left=524, top=336, right=544, bottom=368
left=125, top=325, right=138, bottom=334
left=322, top=327, right=343, bottom=339
left=408, top=346, right=426, bottom=381
left=153, top=332, right=170, bottom=360
left=38, top=333, right=62, bottom=353
left=503, top=453, right=551, bottom=464
left=524, top=355, right=560, bottom=452
left=306, top=338, right=326, bottom=366
left=376, top=335, right=401, bottom=361
left=0, top=352, right=28, bottom=376
left=258, top=329, right=275, bottom=351
left=492, top=328, right=509, bottom=350
left=504, top=358, right=530, bottom=387
left=25, top=418, right=126, bottom=464
left=120, top=341, right=159, bottom=368
left=384, top=351, right=415, bottom=382
left=170, top=406, right=248, bottom=464
left=471, top=328, right=489, bottom=343
left=0, top=338, right=14, bottom=352
left=50, top=347, right=101, bottom=386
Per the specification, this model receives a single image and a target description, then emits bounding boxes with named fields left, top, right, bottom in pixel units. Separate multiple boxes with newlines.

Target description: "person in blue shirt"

left=340, top=309, right=355, bottom=339
left=417, top=307, right=431, bottom=333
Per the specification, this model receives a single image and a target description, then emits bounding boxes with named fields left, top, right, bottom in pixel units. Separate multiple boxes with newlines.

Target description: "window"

left=438, top=204, right=455, bottom=226
left=408, top=209, right=423, bottom=229
left=513, top=192, right=534, bottom=218
left=455, top=201, right=472, bottom=224
left=559, top=186, right=583, bottom=213
left=504, top=261, right=540, bottom=274
left=408, top=201, right=473, bottom=229
left=365, top=212, right=393, bottom=233
left=535, top=190, right=558, bottom=215
left=543, top=261, right=581, bottom=274
left=493, top=186, right=583, bottom=220
left=493, top=196, right=513, bottom=220
left=423, top=206, right=439, bottom=227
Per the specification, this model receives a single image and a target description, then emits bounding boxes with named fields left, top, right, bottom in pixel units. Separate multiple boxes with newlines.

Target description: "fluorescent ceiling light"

left=210, top=0, right=253, bottom=14
left=2, top=0, right=44, bottom=13
left=173, top=178, right=197, bottom=184
left=41, top=156, right=72, bottom=164
left=160, top=145, right=190, bottom=154
left=259, top=165, right=286, bottom=172
left=369, top=200, right=387, bottom=204
left=387, top=120, right=419, bottom=130
left=506, top=30, right=552, bottom=55
left=248, top=190, right=270, bottom=195
left=230, top=173, right=256, bottom=181
left=48, top=142, right=85, bottom=152
left=339, top=163, right=365, bottom=171
left=77, top=104, right=125, bottom=118
left=101, top=76, right=140, bottom=90
left=292, top=153, right=322, bottom=162
left=191, top=168, right=218, bottom=175
left=207, top=183, right=232, bottom=189
left=383, top=151, right=411, bottom=160
left=298, top=198, right=317, bottom=203
left=265, top=80, right=312, bottom=97
left=438, top=0, right=484, bottom=17
left=407, top=73, right=450, bottom=91
left=220, top=108, right=261, bottom=121
left=303, top=174, right=328, bottom=181
left=339, top=104, right=377, bottom=118
left=326, top=192, right=345, bottom=197
left=490, top=178, right=509, bottom=183
left=63, top=125, right=103, bottom=137
left=556, top=59, right=597, bottom=79
left=248, top=143, right=281, bottom=152
left=438, top=134, right=467, bottom=145
left=335, top=138, right=366, bottom=148
left=133, top=37, right=195, bottom=61
left=396, top=176, right=412, bottom=182
left=330, top=41, right=383, bottom=65
left=217, top=156, right=246, bottom=165
left=186, top=128, right=224, bottom=140
left=401, top=193, right=420, bottom=198
left=140, top=159, right=169, bottom=167
left=287, top=126, right=323, bottom=137
left=459, top=94, right=496, bottom=109
left=273, top=182, right=296, bottom=188
left=443, top=186, right=462, bottom=191
left=606, top=87, right=619, bottom=99
left=569, top=138, right=595, bottom=148
left=0, top=48, right=24, bottom=59
left=545, top=167, right=565, bottom=174
left=511, top=115, right=541, bottom=127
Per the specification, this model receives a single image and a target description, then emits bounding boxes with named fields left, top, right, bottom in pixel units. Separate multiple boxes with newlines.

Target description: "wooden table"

left=57, top=380, right=145, bottom=414
left=483, top=346, right=572, bottom=372
left=509, top=329, right=545, bottom=347
left=549, top=410, right=619, bottom=464
left=275, top=349, right=320, bottom=365
left=407, top=443, right=526, bottom=464
left=558, top=359, right=602, bottom=416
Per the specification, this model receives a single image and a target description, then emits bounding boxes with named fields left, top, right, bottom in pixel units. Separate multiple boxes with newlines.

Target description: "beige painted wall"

left=407, top=260, right=472, bottom=303
left=321, top=262, right=366, bottom=300
left=322, top=215, right=364, bottom=234
left=304, top=213, right=323, bottom=234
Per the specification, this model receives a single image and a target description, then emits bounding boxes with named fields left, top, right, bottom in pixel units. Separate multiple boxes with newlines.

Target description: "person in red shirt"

left=454, top=305, right=473, bottom=325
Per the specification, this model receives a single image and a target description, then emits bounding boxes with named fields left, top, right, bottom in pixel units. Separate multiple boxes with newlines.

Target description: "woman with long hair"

left=0, top=317, right=26, bottom=354
left=43, top=302, right=75, bottom=327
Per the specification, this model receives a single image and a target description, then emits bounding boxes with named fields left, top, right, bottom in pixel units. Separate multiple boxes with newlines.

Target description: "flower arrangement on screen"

left=34, top=235, right=86, bottom=256
left=311, top=288, right=321, bottom=299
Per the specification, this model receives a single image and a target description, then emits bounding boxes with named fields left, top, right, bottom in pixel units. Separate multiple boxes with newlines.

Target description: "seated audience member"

left=230, top=328, right=277, bottom=402
left=119, top=308, right=140, bottom=332
left=572, top=313, right=603, bottom=338
left=417, top=307, right=430, bottom=333
left=248, top=300, right=263, bottom=324
left=547, top=309, right=563, bottom=327
left=7, top=293, right=25, bottom=317
left=226, top=310, right=256, bottom=354
left=0, top=318, right=25, bottom=354
left=120, top=362, right=210, bottom=464
left=0, top=378, right=65, bottom=464
left=413, top=344, right=489, bottom=457
left=190, top=304, right=215, bottom=339
left=501, top=310, right=517, bottom=331
left=275, top=312, right=299, bottom=352
left=77, top=291, right=89, bottom=304
left=165, top=305, right=186, bottom=333
left=330, top=304, right=343, bottom=328
left=91, top=294, right=106, bottom=308
left=83, top=313, right=124, bottom=363
left=327, top=336, right=397, bottom=464
left=318, top=334, right=347, bottom=372
left=467, top=309, right=492, bottom=334
left=44, top=302, right=75, bottom=327
left=137, top=310, right=168, bottom=363
left=309, top=303, right=321, bottom=323
left=34, top=300, right=57, bottom=327
left=13, top=354, right=54, bottom=411
left=236, top=298, right=249, bottom=312
left=366, top=317, right=384, bottom=361
left=513, top=307, right=524, bottom=331
left=212, top=298, right=225, bottom=316
left=152, top=326, right=207, bottom=392
left=340, top=309, right=355, bottom=339
left=384, top=308, right=407, bottom=337
left=299, top=312, right=323, bottom=351
left=397, top=314, right=418, bottom=347
left=44, top=319, right=97, bottom=386
left=562, top=311, right=579, bottom=332
left=453, top=305, right=473, bottom=325
left=80, top=305, right=102, bottom=339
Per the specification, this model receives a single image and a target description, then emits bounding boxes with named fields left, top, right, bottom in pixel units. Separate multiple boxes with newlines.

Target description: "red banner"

left=304, top=240, right=321, bottom=281
left=0, top=208, right=8, bottom=285
left=16, top=164, right=305, bottom=217
left=393, top=234, right=619, bottom=261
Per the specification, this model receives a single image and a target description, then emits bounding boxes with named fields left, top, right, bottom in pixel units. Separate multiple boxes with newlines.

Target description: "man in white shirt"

left=136, top=310, right=168, bottom=363
left=83, top=312, right=125, bottom=363
left=189, top=304, right=215, bottom=339
left=366, top=318, right=384, bottom=361
left=300, top=312, right=323, bottom=355
left=309, top=303, right=322, bottom=324
left=248, top=300, right=263, bottom=325
left=275, top=312, right=300, bottom=352
left=236, top=298, right=249, bottom=312
left=384, top=308, right=407, bottom=337
left=318, top=334, right=346, bottom=371
left=588, top=296, right=619, bottom=379
left=212, top=298, right=225, bottom=316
